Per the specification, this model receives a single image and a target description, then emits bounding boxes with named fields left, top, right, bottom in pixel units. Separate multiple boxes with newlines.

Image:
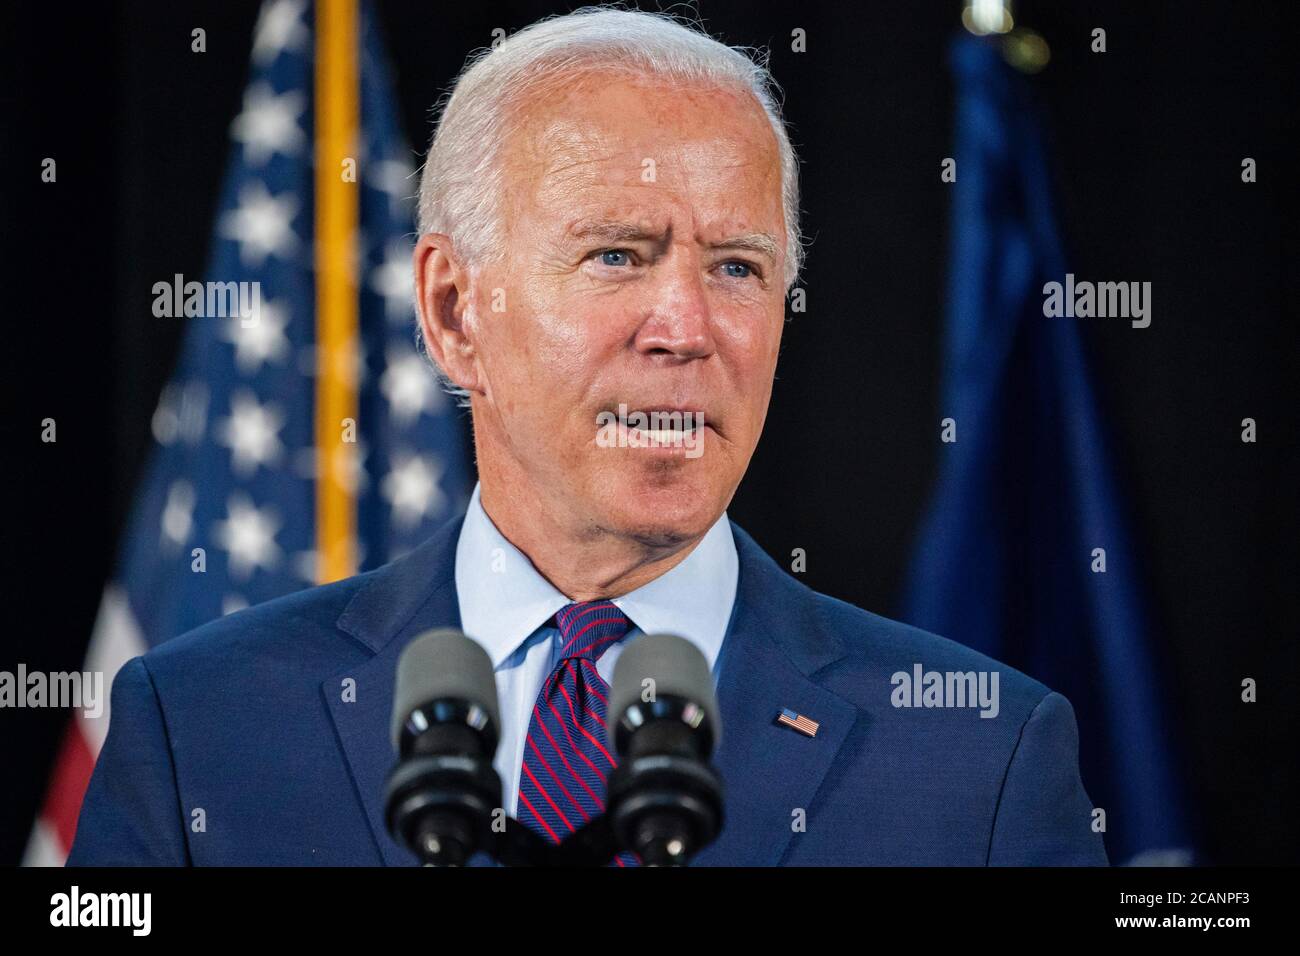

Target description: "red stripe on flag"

left=42, top=719, right=97, bottom=855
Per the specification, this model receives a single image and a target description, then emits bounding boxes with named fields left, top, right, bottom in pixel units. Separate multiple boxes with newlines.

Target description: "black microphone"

left=605, top=633, right=725, bottom=865
left=384, top=628, right=505, bottom=866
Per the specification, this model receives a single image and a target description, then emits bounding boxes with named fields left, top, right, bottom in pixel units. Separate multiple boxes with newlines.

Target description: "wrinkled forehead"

left=500, top=70, right=784, bottom=231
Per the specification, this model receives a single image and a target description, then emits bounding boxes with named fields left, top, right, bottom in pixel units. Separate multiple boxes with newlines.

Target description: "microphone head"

left=391, top=628, right=500, bottom=752
left=608, top=633, right=720, bottom=750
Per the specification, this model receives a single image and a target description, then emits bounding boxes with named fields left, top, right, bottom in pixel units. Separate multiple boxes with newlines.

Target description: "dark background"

left=2, top=1, right=1295, bottom=865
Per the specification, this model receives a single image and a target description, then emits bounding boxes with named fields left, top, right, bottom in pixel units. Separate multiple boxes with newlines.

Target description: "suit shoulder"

left=807, top=586, right=1052, bottom=715
left=730, top=522, right=1048, bottom=703
left=142, top=569, right=380, bottom=681
left=810, top=585, right=1039, bottom=678
left=730, top=525, right=1054, bottom=722
left=138, top=512, right=464, bottom=689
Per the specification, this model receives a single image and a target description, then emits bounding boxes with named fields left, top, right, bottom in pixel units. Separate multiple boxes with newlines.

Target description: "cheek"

left=527, top=275, right=644, bottom=369
left=718, top=303, right=784, bottom=380
left=530, top=309, right=594, bottom=379
left=482, top=282, right=612, bottom=413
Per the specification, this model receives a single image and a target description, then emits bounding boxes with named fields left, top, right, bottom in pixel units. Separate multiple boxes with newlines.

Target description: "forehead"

left=502, top=71, right=784, bottom=233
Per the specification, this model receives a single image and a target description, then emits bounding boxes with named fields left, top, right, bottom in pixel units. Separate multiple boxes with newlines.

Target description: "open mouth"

left=628, top=409, right=703, bottom=440
left=624, top=427, right=699, bottom=447
left=595, top=403, right=714, bottom=454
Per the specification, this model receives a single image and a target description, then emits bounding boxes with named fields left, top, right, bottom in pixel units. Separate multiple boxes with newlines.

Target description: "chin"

left=588, top=459, right=727, bottom=547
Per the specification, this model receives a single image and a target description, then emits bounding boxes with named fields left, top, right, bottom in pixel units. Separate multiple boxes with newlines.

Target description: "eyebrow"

left=713, top=232, right=782, bottom=262
left=565, top=218, right=781, bottom=263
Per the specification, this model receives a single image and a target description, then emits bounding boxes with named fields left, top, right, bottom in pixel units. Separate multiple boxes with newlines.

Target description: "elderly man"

left=70, top=7, right=1107, bottom=866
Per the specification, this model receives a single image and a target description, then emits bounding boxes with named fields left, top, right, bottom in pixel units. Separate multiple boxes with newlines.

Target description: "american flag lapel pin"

left=777, top=707, right=819, bottom=737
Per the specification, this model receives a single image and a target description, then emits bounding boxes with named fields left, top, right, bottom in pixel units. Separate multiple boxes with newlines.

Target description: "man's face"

left=466, top=73, right=788, bottom=545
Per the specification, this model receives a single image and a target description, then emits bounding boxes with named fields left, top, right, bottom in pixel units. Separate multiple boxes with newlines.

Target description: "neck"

left=476, top=470, right=708, bottom=602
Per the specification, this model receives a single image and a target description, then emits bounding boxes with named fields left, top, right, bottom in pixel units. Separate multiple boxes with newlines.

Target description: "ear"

left=413, top=233, right=483, bottom=395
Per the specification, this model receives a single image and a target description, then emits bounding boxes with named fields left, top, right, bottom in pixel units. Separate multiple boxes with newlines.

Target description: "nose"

left=632, top=247, right=715, bottom=362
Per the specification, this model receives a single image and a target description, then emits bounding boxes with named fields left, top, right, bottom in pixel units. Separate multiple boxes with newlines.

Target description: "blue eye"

left=598, top=249, right=632, bottom=267
left=721, top=261, right=754, bottom=279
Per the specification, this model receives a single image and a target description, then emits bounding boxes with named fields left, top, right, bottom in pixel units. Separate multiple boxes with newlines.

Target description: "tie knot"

left=554, top=600, right=633, bottom=662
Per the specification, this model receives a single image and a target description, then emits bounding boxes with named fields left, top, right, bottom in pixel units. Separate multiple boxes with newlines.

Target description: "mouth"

left=595, top=403, right=719, bottom=454
left=634, top=407, right=704, bottom=433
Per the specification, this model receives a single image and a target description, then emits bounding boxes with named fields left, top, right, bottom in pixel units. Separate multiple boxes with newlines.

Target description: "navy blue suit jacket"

left=69, top=516, right=1108, bottom=866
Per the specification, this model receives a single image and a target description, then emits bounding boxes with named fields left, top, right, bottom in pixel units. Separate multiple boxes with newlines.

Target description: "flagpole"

left=314, top=0, right=360, bottom=583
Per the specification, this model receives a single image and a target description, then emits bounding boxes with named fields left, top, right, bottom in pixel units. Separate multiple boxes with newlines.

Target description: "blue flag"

left=901, top=34, right=1194, bottom=864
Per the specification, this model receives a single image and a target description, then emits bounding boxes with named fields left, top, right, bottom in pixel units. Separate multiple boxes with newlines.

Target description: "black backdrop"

left=2, top=0, right=1295, bottom=865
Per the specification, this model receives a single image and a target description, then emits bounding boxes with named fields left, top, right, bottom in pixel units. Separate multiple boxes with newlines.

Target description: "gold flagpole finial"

left=962, top=0, right=1050, bottom=74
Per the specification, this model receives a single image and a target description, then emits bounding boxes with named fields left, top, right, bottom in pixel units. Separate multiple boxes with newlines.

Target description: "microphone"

left=384, top=628, right=504, bottom=866
left=606, top=633, right=725, bottom=865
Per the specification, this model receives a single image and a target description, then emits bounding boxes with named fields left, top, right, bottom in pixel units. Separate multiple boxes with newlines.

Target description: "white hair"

left=415, top=4, right=805, bottom=403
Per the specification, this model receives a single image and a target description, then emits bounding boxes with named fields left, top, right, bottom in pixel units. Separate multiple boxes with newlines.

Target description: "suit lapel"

left=691, top=525, right=859, bottom=866
left=322, top=516, right=466, bottom=867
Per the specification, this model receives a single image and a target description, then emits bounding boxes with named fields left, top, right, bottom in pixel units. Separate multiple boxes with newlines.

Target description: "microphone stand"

left=484, top=815, right=623, bottom=867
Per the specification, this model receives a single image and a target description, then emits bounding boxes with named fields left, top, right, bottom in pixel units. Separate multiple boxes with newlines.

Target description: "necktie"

left=518, top=600, right=641, bottom=866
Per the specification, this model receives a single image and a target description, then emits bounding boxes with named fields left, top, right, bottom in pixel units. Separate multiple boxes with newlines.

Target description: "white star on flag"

left=380, top=348, right=441, bottom=425
left=382, top=453, right=446, bottom=530
left=217, top=389, right=285, bottom=476
left=151, top=380, right=210, bottom=447
left=219, top=180, right=299, bottom=268
left=230, top=82, right=306, bottom=166
left=160, top=480, right=196, bottom=549
left=370, top=239, right=415, bottom=323
left=213, top=493, right=283, bottom=580
left=291, top=549, right=319, bottom=584
left=371, top=157, right=417, bottom=217
left=252, top=0, right=310, bottom=66
left=221, top=298, right=291, bottom=374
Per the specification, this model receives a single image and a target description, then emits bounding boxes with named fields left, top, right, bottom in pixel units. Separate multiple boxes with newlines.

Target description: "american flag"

left=22, top=0, right=471, bottom=865
left=777, top=708, right=819, bottom=737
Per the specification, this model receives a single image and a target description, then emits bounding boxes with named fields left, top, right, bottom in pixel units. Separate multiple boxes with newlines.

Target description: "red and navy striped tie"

left=518, top=600, right=641, bottom=866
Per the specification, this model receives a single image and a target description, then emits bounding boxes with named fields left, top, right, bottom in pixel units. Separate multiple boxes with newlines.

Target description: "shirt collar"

left=454, top=482, right=738, bottom=671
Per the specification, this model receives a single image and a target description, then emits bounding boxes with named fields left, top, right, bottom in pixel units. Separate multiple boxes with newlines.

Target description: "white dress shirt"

left=453, top=482, right=738, bottom=817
